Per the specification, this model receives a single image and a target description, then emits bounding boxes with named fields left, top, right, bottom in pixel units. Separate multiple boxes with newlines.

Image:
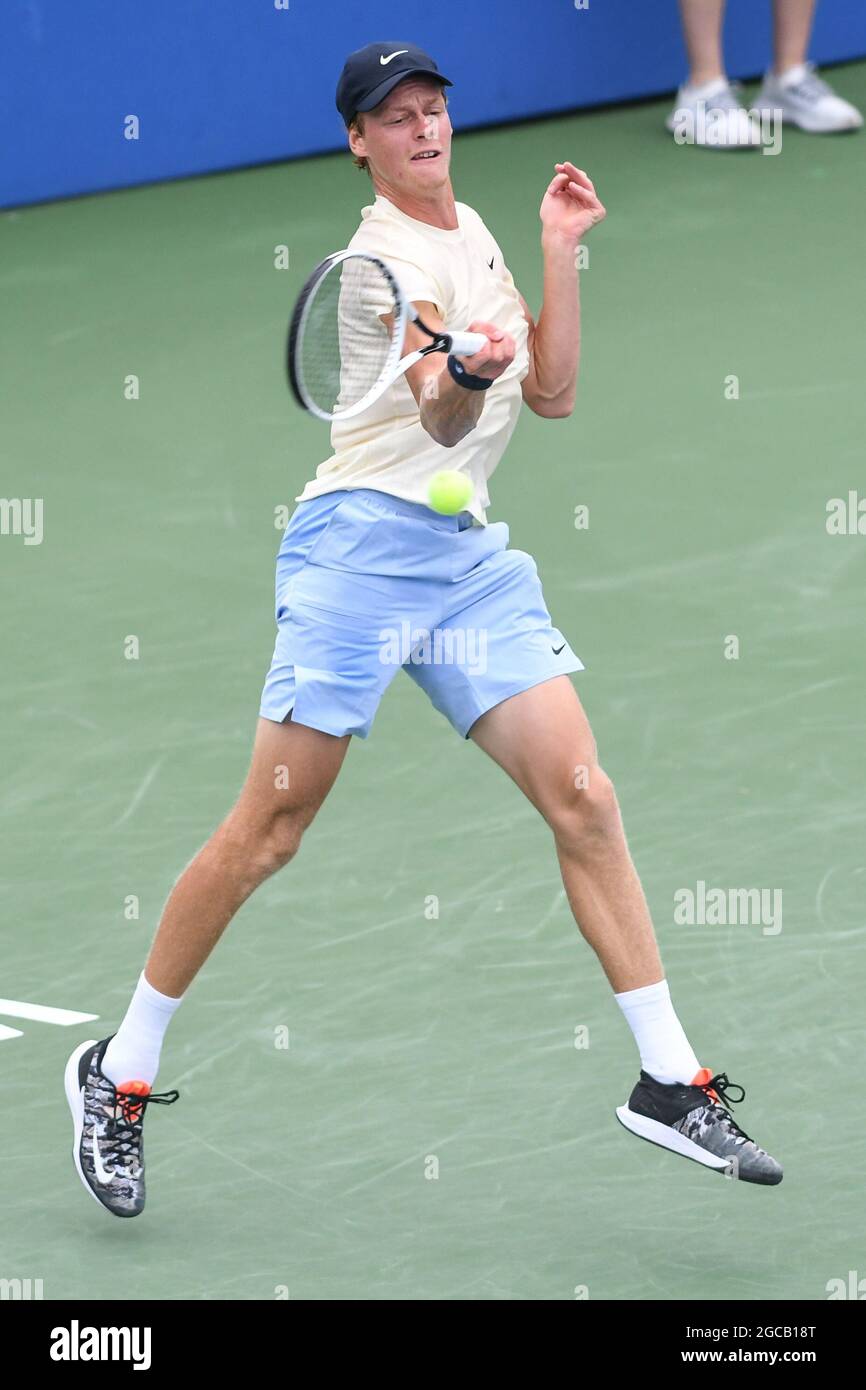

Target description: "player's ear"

left=347, top=117, right=365, bottom=159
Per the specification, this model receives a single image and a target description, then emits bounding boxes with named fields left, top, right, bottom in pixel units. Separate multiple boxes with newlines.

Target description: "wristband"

left=446, top=353, right=493, bottom=391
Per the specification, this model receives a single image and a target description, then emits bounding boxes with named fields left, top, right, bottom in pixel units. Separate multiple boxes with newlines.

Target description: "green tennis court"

left=2, top=65, right=865, bottom=1300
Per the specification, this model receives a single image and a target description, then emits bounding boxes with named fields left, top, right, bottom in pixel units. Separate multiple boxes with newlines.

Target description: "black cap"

left=336, top=41, right=452, bottom=127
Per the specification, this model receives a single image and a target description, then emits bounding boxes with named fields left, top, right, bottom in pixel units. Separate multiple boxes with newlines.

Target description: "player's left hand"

left=540, top=162, right=606, bottom=243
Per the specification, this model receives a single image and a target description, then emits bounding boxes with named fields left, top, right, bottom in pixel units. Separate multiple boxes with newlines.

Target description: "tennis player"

left=65, top=40, right=781, bottom=1218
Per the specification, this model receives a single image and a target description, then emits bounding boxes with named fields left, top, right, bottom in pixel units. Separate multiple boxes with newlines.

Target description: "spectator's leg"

left=772, top=0, right=815, bottom=76
left=667, top=0, right=762, bottom=148
left=677, top=0, right=727, bottom=87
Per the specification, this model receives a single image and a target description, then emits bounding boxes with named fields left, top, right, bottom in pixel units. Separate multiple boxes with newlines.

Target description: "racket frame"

left=286, top=250, right=487, bottom=423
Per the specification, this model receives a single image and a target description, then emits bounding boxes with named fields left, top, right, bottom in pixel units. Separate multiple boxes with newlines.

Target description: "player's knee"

left=548, top=766, right=621, bottom=854
left=259, top=808, right=308, bottom=874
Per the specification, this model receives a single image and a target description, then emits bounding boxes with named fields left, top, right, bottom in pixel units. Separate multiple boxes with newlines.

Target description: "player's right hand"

left=460, top=320, right=516, bottom=382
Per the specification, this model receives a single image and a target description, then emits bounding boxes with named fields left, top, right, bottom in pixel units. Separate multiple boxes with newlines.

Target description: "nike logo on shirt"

left=487, top=256, right=495, bottom=269
left=380, top=50, right=409, bottom=65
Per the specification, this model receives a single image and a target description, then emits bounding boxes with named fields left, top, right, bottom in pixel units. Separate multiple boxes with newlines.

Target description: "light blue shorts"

left=259, top=488, right=584, bottom=739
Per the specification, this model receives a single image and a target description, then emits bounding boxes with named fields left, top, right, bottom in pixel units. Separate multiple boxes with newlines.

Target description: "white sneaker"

left=754, top=62, right=863, bottom=133
left=666, top=77, right=763, bottom=149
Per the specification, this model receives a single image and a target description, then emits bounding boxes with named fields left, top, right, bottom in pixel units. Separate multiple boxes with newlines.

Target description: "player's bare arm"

left=401, top=302, right=516, bottom=448
left=519, top=161, right=606, bottom=419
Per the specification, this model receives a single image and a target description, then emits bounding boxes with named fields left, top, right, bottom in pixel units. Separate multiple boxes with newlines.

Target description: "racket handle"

left=447, top=330, right=489, bottom=358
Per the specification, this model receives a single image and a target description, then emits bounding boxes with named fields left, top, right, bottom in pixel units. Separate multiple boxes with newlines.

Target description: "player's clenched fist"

left=460, top=320, right=516, bottom=381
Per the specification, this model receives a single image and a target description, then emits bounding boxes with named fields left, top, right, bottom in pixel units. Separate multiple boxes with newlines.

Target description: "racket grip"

left=448, top=330, right=489, bottom=358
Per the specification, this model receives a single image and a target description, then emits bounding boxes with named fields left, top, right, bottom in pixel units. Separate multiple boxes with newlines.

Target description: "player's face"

left=359, top=78, right=452, bottom=192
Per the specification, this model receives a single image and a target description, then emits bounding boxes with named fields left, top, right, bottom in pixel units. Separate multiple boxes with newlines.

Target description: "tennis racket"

left=286, top=249, right=488, bottom=423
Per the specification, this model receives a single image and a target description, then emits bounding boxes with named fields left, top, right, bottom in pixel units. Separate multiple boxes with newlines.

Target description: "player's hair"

left=347, top=89, right=449, bottom=177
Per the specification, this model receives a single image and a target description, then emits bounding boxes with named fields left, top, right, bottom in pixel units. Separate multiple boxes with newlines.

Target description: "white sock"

left=614, top=978, right=701, bottom=1086
left=681, top=75, right=731, bottom=101
left=101, top=971, right=185, bottom=1089
left=776, top=62, right=809, bottom=87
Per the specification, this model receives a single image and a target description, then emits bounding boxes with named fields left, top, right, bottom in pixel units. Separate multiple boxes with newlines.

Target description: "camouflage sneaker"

left=616, top=1066, right=782, bottom=1185
left=64, top=1035, right=180, bottom=1217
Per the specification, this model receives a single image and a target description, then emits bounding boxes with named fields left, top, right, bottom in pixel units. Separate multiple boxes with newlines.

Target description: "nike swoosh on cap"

left=380, top=50, right=409, bottom=65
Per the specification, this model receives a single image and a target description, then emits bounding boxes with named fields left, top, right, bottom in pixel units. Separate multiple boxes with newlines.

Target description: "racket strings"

left=299, top=257, right=399, bottom=417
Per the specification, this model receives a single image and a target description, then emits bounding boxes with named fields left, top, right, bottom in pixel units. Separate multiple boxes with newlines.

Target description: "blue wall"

left=2, top=0, right=865, bottom=208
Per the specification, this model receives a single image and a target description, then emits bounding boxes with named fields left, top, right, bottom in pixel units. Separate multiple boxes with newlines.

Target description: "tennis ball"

left=427, top=470, right=473, bottom=516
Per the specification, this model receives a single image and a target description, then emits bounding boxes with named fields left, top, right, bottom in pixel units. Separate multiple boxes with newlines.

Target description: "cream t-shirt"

left=294, top=193, right=530, bottom=525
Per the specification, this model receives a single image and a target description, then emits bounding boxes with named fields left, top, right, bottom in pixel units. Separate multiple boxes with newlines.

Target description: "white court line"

left=116, top=756, right=164, bottom=825
left=0, top=999, right=99, bottom=1025
left=0, top=1024, right=23, bottom=1041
